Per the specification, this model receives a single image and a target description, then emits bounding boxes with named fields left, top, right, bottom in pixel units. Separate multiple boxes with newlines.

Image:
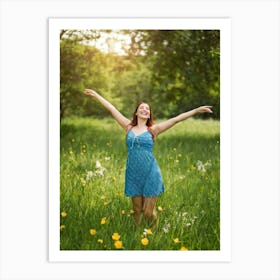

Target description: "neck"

left=137, top=118, right=148, bottom=128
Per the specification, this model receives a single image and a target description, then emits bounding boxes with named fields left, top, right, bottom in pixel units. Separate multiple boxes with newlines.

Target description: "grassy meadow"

left=60, top=117, right=220, bottom=250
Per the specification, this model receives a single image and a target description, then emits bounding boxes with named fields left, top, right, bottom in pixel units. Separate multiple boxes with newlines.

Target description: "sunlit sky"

left=89, top=30, right=131, bottom=56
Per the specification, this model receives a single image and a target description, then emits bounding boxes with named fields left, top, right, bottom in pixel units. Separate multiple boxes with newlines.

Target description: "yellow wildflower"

left=89, top=229, right=96, bottom=236
left=144, top=229, right=153, bottom=235
left=180, top=246, right=188, bottom=251
left=130, top=210, right=135, bottom=214
left=112, top=233, right=121, bottom=241
left=97, top=239, right=103, bottom=244
left=101, top=217, right=106, bottom=225
left=61, top=211, right=67, bottom=218
left=60, top=225, right=65, bottom=230
left=173, top=238, right=180, bottom=244
left=114, top=240, right=123, bottom=249
left=157, top=206, right=163, bottom=212
left=178, top=153, right=182, bottom=158
left=141, top=238, right=149, bottom=246
left=121, top=210, right=126, bottom=215
left=100, top=195, right=106, bottom=200
left=103, top=201, right=109, bottom=206
left=173, top=147, right=177, bottom=152
left=116, top=189, right=122, bottom=196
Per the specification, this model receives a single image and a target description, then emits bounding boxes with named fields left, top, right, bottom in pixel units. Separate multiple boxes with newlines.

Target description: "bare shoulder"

left=149, top=124, right=159, bottom=136
left=125, top=124, right=133, bottom=133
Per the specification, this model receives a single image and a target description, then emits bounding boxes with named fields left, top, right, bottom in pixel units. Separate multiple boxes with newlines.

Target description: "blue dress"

left=124, top=129, right=164, bottom=197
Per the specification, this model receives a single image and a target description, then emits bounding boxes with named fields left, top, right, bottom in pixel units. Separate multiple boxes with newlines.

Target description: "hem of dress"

left=124, top=191, right=164, bottom=198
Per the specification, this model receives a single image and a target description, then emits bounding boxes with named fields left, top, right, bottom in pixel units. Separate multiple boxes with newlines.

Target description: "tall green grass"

left=60, top=117, right=220, bottom=250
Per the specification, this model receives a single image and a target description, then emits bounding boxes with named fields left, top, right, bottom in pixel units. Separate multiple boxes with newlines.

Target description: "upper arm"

left=110, top=107, right=131, bottom=131
left=151, top=117, right=178, bottom=136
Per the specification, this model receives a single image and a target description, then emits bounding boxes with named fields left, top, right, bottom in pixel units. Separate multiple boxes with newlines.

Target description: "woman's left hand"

left=196, top=106, right=213, bottom=114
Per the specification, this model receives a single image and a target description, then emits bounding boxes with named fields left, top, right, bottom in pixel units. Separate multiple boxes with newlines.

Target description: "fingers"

left=199, top=105, right=213, bottom=113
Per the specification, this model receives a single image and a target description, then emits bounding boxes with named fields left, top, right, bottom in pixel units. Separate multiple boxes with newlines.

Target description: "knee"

left=133, top=205, right=143, bottom=215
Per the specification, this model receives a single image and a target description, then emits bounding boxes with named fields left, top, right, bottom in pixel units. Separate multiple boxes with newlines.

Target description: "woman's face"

left=136, top=103, right=150, bottom=120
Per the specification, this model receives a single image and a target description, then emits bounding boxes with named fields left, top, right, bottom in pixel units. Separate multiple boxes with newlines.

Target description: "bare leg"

left=132, top=196, right=144, bottom=226
left=142, top=197, right=158, bottom=228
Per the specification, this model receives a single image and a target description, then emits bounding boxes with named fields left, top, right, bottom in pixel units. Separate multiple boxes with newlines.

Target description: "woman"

left=84, top=88, right=212, bottom=227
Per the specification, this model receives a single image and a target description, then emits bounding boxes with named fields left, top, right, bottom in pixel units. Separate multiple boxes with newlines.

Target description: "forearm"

left=153, top=108, right=199, bottom=135
left=92, top=91, right=116, bottom=114
left=84, top=88, right=130, bottom=130
left=173, top=109, right=198, bottom=124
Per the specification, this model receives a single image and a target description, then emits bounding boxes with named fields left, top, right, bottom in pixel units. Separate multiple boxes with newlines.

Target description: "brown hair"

left=129, top=102, right=154, bottom=127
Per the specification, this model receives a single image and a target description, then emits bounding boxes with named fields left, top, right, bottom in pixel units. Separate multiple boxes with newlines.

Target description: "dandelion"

left=101, top=217, right=106, bottom=225
left=121, top=210, right=126, bottom=215
left=61, top=211, right=67, bottom=218
left=180, top=247, right=188, bottom=251
left=173, top=147, right=177, bottom=152
left=144, top=229, right=153, bottom=235
left=100, top=195, right=106, bottom=200
left=175, top=159, right=179, bottom=163
left=173, top=238, right=180, bottom=244
left=89, top=229, right=96, bottom=236
left=157, top=206, right=163, bottom=212
left=178, top=153, right=182, bottom=158
left=97, top=239, right=103, bottom=244
left=141, top=238, right=149, bottom=246
left=60, top=225, right=65, bottom=230
left=114, top=240, right=123, bottom=249
left=112, top=233, right=121, bottom=241
left=130, top=210, right=135, bottom=214
left=103, top=201, right=109, bottom=206
left=115, top=189, right=122, bottom=196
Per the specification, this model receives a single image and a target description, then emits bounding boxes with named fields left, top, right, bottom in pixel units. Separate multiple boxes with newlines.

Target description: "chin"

left=139, top=115, right=150, bottom=119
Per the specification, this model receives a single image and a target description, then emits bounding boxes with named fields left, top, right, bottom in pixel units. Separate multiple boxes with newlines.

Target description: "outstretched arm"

left=151, top=106, right=213, bottom=136
left=84, top=89, right=130, bottom=131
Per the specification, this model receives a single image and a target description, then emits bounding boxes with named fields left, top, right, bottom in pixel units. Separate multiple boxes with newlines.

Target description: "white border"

left=49, top=18, right=231, bottom=262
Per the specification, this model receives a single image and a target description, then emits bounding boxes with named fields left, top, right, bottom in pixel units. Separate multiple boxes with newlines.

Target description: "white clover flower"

left=162, top=223, right=171, bottom=233
left=94, top=168, right=105, bottom=176
left=86, top=171, right=95, bottom=180
left=93, top=160, right=106, bottom=176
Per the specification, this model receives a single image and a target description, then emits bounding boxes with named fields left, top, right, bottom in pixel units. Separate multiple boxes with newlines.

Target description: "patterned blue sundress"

left=124, top=129, right=164, bottom=197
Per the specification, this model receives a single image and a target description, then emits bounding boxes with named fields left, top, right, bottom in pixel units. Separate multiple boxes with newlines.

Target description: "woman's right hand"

left=84, top=89, right=97, bottom=97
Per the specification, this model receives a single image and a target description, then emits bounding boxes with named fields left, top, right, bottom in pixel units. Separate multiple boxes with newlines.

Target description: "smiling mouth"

left=140, top=112, right=149, bottom=116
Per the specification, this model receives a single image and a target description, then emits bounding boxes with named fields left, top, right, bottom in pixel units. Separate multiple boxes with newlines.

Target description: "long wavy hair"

left=129, top=102, right=155, bottom=127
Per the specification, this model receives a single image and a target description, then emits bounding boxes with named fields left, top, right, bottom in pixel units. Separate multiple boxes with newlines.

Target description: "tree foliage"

left=59, top=29, right=220, bottom=120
